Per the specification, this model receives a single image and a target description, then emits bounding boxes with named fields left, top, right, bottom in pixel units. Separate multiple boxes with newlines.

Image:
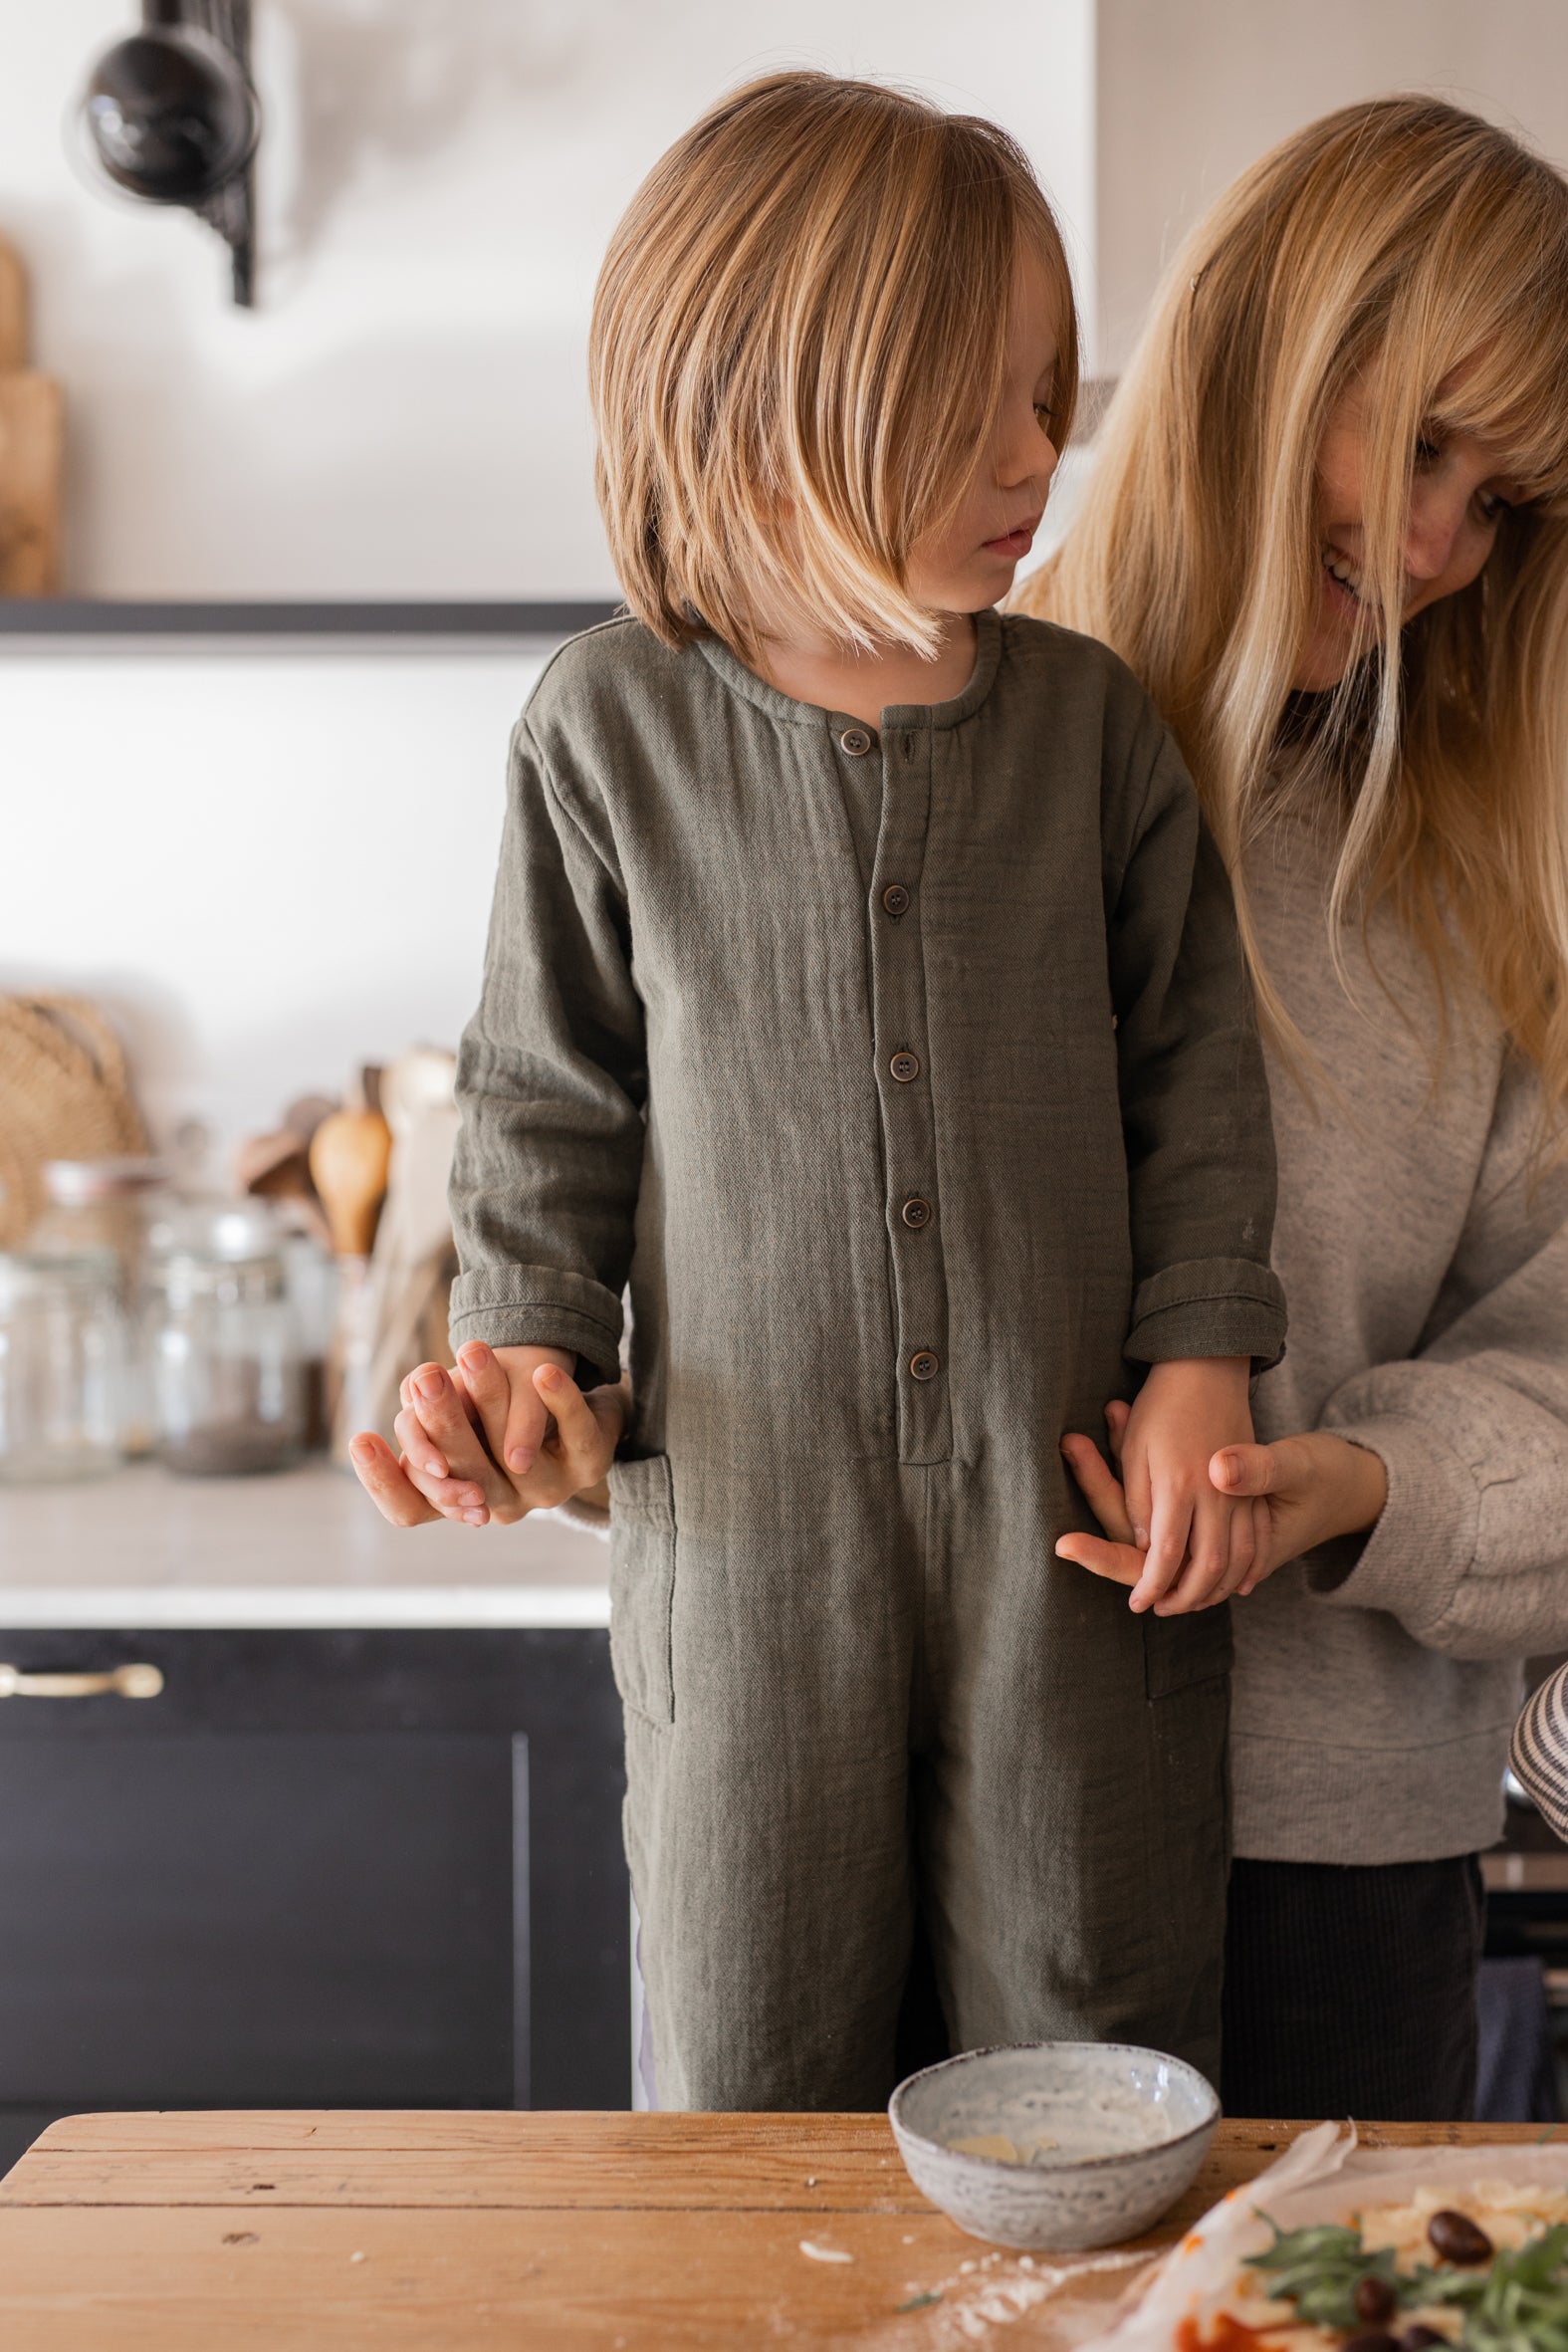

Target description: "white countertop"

left=0, top=1460, right=611, bottom=1630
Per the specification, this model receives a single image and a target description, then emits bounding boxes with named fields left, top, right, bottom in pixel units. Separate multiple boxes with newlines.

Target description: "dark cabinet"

left=0, top=1628, right=629, bottom=2174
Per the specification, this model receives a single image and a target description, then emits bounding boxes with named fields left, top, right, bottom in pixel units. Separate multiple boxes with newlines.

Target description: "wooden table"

left=0, top=2112, right=1550, bottom=2350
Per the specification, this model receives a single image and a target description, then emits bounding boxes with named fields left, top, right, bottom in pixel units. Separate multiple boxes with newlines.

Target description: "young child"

left=376, top=72, right=1285, bottom=2109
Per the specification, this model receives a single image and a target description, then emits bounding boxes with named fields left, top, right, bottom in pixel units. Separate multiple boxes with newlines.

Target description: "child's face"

left=906, top=249, right=1062, bottom=619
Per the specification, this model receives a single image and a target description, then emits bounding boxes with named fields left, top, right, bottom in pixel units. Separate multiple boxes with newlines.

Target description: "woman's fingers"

left=349, top=1430, right=445, bottom=1529
left=1054, top=1530, right=1144, bottom=1586
left=453, top=1342, right=515, bottom=1472
left=1210, top=1440, right=1280, bottom=1497
left=1104, top=1398, right=1131, bottom=1461
left=1059, top=1432, right=1138, bottom=1544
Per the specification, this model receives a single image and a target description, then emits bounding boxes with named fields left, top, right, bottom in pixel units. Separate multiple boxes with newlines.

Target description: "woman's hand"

left=350, top=1342, right=627, bottom=1529
left=1056, top=1403, right=1387, bottom=1607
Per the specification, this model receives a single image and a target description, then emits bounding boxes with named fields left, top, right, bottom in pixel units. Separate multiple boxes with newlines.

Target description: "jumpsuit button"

left=909, top=1349, right=941, bottom=1381
left=881, top=882, right=910, bottom=917
left=901, top=1196, right=932, bottom=1229
left=839, top=726, right=872, bottom=756
left=889, top=1051, right=920, bottom=1083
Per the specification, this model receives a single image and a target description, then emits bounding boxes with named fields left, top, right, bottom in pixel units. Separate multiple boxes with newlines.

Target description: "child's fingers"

left=1155, top=1486, right=1236, bottom=1614
left=349, top=1431, right=446, bottom=1529
left=1237, top=1497, right=1275, bottom=1596
left=1054, top=1531, right=1143, bottom=1586
left=398, top=1368, right=502, bottom=1484
left=390, top=1406, right=493, bottom=1522
left=1128, top=1485, right=1192, bottom=1612
left=1120, top=1437, right=1154, bottom=1554
left=1059, top=1433, right=1137, bottom=1544
left=1157, top=1491, right=1256, bottom=1614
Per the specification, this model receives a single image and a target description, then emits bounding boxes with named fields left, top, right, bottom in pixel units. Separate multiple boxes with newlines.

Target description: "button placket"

left=865, top=718, right=950, bottom=1464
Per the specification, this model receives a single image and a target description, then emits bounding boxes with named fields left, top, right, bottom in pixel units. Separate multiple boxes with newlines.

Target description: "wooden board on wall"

left=0, top=232, right=62, bottom=593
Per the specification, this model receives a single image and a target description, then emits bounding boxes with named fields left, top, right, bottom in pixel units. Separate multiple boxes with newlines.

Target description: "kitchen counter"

left=0, top=2112, right=1547, bottom=2350
left=0, top=1460, right=610, bottom=1628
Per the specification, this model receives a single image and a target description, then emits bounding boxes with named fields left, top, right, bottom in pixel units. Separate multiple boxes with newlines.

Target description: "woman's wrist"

left=1327, top=1432, right=1389, bottom=1537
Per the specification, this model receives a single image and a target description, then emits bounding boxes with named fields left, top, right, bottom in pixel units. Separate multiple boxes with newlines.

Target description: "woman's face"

left=1296, top=366, right=1526, bottom=691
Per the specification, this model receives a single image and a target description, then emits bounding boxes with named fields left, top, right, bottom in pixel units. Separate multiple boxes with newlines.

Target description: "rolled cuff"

left=1124, top=1257, right=1287, bottom=1371
left=1306, top=1408, right=1479, bottom=1640
left=447, top=1264, right=623, bottom=1390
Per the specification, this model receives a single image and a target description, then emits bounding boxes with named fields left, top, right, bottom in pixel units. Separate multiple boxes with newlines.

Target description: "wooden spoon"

left=309, top=1101, right=392, bottom=1259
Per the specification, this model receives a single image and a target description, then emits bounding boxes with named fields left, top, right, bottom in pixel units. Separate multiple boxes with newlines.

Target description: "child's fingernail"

left=459, top=1344, right=485, bottom=1371
left=462, top=1508, right=488, bottom=1526
left=539, top=1365, right=563, bottom=1390
left=1134, top=1526, right=1149, bottom=1549
left=508, top=1447, right=534, bottom=1473
left=424, top=1457, right=446, bottom=1479
left=416, top=1371, right=442, bottom=1402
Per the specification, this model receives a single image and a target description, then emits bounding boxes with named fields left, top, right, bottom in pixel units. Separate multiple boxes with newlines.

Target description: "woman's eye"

left=1414, top=434, right=1443, bottom=467
left=1033, top=402, right=1054, bottom=431
left=1476, top=489, right=1514, bottom=525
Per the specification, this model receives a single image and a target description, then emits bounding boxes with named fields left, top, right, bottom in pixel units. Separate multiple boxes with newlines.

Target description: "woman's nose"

left=1403, top=479, right=1467, bottom=583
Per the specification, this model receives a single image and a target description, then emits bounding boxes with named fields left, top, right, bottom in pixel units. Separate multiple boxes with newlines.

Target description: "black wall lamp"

left=80, top=1, right=260, bottom=307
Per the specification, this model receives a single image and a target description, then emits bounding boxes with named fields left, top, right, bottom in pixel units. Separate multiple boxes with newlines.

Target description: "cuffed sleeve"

left=1306, top=1049, right=1568, bottom=1659
left=1107, top=719, right=1286, bottom=1372
left=447, top=715, right=646, bottom=1391
left=1126, top=1255, right=1288, bottom=1369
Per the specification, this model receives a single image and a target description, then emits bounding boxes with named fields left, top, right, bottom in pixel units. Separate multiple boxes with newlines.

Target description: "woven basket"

left=0, top=996, right=148, bottom=1248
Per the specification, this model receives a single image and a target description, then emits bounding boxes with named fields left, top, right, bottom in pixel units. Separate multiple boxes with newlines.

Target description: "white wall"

left=0, top=0, right=1095, bottom=596
left=1, top=646, right=546, bottom=1163
left=1096, top=0, right=1568, bottom=370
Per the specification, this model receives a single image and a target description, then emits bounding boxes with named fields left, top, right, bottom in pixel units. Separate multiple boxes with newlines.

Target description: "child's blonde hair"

left=1017, top=97, right=1568, bottom=1123
left=591, top=70, right=1077, bottom=663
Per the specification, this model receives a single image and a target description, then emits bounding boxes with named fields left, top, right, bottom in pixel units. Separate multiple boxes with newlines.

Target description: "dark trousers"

left=1222, top=1854, right=1484, bottom=2121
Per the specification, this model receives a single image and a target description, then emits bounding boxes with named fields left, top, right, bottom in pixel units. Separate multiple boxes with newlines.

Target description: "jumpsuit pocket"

left=606, top=1453, right=677, bottom=1728
left=1142, top=1605, right=1232, bottom=1700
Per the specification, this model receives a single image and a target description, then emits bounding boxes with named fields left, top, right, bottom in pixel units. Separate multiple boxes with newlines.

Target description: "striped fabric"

left=1511, top=1665, right=1568, bottom=1842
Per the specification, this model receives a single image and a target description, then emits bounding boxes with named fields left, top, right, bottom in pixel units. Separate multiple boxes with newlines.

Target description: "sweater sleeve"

left=446, top=716, right=646, bottom=1387
left=1310, top=1047, right=1568, bottom=1659
left=1108, top=720, right=1287, bottom=1370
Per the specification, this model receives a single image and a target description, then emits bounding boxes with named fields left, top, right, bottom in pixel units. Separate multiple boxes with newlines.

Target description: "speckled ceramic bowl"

left=888, top=2041, right=1219, bottom=2250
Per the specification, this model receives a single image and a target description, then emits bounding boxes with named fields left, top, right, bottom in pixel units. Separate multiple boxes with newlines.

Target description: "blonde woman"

left=1030, top=97, right=1568, bottom=2120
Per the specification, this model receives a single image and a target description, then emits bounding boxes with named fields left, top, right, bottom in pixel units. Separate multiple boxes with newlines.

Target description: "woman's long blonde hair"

left=1017, top=97, right=1568, bottom=1118
left=591, top=71, right=1076, bottom=665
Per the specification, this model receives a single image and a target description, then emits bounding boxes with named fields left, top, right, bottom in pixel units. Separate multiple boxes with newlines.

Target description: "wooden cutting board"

left=0, top=233, right=62, bottom=594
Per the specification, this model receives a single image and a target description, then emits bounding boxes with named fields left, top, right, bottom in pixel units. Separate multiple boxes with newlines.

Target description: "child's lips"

left=983, top=518, right=1041, bottom=560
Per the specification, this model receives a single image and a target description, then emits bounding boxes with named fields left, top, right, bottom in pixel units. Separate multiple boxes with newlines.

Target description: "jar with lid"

left=148, top=1204, right=307, bottom=1476
left=0, top=1251, right=129, bottom=1483
left=30, top=1157, right=171, bottom=1453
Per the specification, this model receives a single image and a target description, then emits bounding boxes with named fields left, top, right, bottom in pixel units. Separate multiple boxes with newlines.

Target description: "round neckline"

left=694, top=608, right=1003, bottom=733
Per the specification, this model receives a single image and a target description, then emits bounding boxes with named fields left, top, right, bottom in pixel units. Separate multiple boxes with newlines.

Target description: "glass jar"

left=0, top=1251, right=129, bottom=1484
left=148, top=1204, right=307, bottom=1477
left=31, top=1158, right=171, bottom=1454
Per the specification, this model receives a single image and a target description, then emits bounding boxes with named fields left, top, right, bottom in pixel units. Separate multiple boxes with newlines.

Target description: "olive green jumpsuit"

left=449, top=608, right=1286, bottom=2109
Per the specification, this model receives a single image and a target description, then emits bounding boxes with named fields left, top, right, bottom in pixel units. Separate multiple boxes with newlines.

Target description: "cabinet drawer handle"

left=0, top=1663, right=164, bottom=1700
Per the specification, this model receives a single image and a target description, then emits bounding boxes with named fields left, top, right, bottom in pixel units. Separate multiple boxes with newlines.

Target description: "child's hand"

left=1116, top=1357, right=1254, bottom=1612
left=1057, top=1360, right=1258, bottom=1614
left=350, top=1343, right=625, bottom=1529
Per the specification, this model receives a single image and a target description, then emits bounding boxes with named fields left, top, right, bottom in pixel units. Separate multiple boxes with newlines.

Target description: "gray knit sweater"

left=1232, top=812, right=1568, bottom=1864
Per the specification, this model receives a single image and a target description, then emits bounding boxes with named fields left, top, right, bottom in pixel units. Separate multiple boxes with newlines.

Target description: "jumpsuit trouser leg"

left=609, top=1451, right=1232, bottom=2110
